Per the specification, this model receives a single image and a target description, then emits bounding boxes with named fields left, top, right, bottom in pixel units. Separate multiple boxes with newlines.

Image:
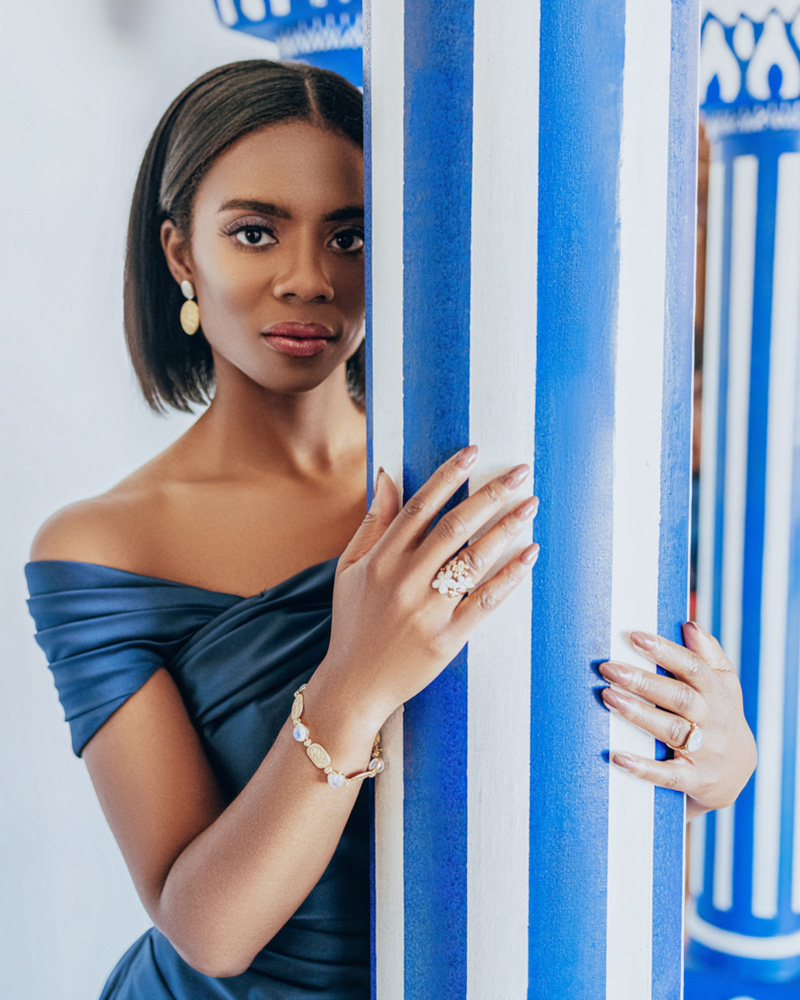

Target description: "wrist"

left=295, top=661, right=391, bottom=776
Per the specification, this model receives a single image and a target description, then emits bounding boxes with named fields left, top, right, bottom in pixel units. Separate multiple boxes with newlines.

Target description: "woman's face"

left=164, top=121, right=365, bottom=401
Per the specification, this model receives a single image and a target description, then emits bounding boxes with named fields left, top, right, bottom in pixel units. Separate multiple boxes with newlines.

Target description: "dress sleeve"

left=24, top=561, right=229, bottom=756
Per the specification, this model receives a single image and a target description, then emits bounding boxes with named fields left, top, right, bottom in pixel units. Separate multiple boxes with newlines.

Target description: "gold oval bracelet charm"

left=307, top=743, right=332, bottom=770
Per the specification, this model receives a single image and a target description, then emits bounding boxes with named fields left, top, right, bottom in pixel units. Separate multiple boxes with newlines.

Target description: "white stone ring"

left=431, top=556, right=474, bottom=598
left=668, top=719, right=703, bottom=754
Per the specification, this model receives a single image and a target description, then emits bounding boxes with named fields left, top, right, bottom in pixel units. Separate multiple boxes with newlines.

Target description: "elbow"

left=168, top=936, right=256, bottom=979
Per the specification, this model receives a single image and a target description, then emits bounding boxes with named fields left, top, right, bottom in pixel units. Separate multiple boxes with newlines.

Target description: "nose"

left=271, top=238, right=335, bottom=303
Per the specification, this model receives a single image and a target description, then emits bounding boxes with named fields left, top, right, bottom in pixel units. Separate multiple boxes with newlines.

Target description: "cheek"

left=197, top=251, right=265, bottom=321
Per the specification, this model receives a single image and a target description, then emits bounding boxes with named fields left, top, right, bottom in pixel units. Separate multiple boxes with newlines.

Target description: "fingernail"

left=602, top=686, right=630, bottom=711
left=455, top=445, right=479, bottom=469
left=502, top=464, right=530, bottom=488
left=685, top=621, right=706, bottom=637
left=374, top=466, right=385, bottom=493
left=516, top=496, right=540, bottom=520
left=630, top=630, right=655, bottom=651
left=599, top=661, right=632, bottom=684
left=611, top=753, right=637, bottom=772
left=520, top=542, right=540, bottom=566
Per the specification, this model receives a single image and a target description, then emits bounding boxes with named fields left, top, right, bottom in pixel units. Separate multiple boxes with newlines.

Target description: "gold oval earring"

left=179, top=279, right=200, bottom=336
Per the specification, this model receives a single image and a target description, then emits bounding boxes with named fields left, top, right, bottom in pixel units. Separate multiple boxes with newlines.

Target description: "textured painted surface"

left=531, top=4, right=624, bottom=991
left=366, top=1, right=696, bottom=996
left=400, top=3, right=474, bottom=997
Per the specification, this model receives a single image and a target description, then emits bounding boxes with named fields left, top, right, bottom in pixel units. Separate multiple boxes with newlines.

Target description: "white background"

left=1, top=3, right=276, bottom=997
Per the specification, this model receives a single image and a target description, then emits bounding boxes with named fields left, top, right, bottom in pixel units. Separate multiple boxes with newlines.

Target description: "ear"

left=160, top=219, right=194, bottom=288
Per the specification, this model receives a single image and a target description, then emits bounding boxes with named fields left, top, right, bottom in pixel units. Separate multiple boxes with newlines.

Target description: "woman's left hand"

left=599, top=622, right=757, bottom=822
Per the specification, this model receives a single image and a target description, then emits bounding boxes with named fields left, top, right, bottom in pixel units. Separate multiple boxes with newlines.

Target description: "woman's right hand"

left=313, top=445, right=540, bottom=730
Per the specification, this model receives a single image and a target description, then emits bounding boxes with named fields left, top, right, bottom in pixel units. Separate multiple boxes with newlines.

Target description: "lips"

left=261, top=322, right=334, bottom=358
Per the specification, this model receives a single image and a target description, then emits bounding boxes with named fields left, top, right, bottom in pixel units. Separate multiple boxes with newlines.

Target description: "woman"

left=25, top=59, right=755, bottom=998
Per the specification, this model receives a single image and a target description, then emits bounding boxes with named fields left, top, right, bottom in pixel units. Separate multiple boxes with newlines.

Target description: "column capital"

left=700, top=4, right=800, bottom=137
left=211, top=0, right=363, bottom=86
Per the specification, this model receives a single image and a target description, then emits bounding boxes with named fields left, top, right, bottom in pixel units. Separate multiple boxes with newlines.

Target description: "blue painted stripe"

left=529, top=3, right=625, bottom=995
left=652, top=1, right=697, bottom=994
left=400, top=2, right=474, bottom=997
left=783, top=356, right=800, bottom=921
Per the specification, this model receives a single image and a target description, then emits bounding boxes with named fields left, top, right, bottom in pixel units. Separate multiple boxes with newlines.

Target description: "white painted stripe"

left=713, top=154, right=757, bottom=912
left=696, top=158, right=726, bottom=636
left=607, top=4, right=671, bottom=998
left=689, top=814, right=707, bottom=899
left=721, top=154, right=757, bottom=680
left=467, top=2, right=538, bottom=997
left=368, top=3, right=405, bottom=997
left=688, top=900, right=800, bottom=959
left=753, top=152, right=800, bottom=919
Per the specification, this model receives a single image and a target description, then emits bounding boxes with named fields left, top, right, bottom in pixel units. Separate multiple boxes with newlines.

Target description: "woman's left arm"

left=598, top=622, right=757, bottom=822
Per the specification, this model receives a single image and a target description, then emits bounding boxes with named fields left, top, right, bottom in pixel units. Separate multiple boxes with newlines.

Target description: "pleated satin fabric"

left=25, top=558, right=370, bottom=999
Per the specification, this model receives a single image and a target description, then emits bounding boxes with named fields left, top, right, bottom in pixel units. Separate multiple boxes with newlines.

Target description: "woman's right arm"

left=31, top=447, right=539, bottom=978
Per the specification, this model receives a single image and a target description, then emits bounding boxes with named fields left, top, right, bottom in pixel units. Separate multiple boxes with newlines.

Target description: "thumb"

left=338, top=468, right=400, bottom=571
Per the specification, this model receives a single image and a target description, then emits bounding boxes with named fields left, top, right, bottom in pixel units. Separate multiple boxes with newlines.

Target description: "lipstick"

left=261, top=322, right=333, bottom=358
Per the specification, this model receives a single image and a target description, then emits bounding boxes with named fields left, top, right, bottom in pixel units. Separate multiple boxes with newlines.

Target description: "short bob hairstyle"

left=124, top=59, right=365, bottom=414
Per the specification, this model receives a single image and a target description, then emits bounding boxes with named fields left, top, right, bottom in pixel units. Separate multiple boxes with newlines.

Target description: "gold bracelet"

left=291, top=685, right=385, bottom=788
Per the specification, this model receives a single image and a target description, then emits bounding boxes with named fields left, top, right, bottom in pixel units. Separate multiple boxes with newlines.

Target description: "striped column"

left=686, top=6, right=800, bottom=997
left=365, top=2, right=697, bottom=998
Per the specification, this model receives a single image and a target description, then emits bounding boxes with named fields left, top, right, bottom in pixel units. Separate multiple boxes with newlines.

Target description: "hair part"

left=124, top=59, right=365, bottom=414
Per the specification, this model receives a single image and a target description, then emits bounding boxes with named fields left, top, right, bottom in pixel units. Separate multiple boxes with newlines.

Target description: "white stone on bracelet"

left=291, top=684, right=384, bottom=788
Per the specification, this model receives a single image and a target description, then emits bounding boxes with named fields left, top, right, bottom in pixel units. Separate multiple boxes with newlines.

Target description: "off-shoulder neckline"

left=24, top=557, right=339, bottom=602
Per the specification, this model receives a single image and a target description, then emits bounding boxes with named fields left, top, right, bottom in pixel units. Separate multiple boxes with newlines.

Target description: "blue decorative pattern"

left=701, top=5, right=800, bottom=136
left=210, top=0, right=363, bottom=86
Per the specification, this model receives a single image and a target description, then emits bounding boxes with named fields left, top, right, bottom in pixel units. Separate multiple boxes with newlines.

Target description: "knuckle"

left=661, top=768, right=682, bottom=791
left=666, top=717, right=689, bottom=747
left=439, top=463, right=460, bottom=487
left=475, top=587, right=499, bottom=613
left=685, top=653, right=705, bottom=681
left=438, top=511, right=467, bottom=542
left=459, top=547, right=483, bottom=576
left=672, top=682, right=695, bottom=717
left=483, top=481, right=506, bottom=505
left=403, top=494, right=429, bottom=519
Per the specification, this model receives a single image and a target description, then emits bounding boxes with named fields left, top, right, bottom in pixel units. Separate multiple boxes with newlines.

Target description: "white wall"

left=1, top=3, right=276, bottom=997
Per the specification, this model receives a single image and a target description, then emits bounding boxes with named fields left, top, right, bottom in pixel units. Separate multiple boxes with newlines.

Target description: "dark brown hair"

left=124, top=59, right=365, bottom=413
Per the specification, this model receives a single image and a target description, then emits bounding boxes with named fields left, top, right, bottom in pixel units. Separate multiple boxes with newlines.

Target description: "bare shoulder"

left=28, top=465, right=170, bottom=568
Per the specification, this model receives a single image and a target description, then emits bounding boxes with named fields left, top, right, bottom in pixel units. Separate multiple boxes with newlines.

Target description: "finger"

left=337, top=469, right=401, bottom=572
left=610, top=751, right=696, bottom=795
left=438, top=495, right=539, bottom=588
left=452, top=543, right=540, bottom=633
left=628, top=629, right=711, bottom=692
left=421, top=464, right=531, bottom=569
left=601, top=686, right=699, bottom=750
left=379, top=445, right=479, bottom=553
left=598, top=660, right=704, bottom=722
left=682, top=621, right=736, bottom=674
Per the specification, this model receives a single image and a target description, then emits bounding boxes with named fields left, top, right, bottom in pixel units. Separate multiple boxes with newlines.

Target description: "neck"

left=183, top=365, right=366, bottom=481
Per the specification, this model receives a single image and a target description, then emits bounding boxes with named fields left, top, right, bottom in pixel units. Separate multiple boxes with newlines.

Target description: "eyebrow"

left=217, top=199, right=364, bottom=223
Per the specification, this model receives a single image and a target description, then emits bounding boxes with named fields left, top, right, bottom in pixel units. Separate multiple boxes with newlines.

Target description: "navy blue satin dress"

left=24, top=558, right=370, bottom=1000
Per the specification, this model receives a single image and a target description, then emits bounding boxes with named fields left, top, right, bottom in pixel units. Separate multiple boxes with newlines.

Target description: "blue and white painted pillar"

left=687, top=5, right=800, bottom=997
left=211, top=0, right=364, bottom=86
left=366, top=2, right=698, bottom=998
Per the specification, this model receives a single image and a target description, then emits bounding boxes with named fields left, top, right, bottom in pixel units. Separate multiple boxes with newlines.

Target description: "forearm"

left=154, top=666, right=383, bottom=978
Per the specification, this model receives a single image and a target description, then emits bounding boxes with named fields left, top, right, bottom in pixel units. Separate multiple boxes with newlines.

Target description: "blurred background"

left=0, top=4, right=276, bottom=996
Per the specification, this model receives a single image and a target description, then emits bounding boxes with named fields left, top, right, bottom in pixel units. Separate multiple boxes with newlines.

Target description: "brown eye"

left=234, top=226, right=275, bottom=247
left=330, top=230, right=365, bottom=253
